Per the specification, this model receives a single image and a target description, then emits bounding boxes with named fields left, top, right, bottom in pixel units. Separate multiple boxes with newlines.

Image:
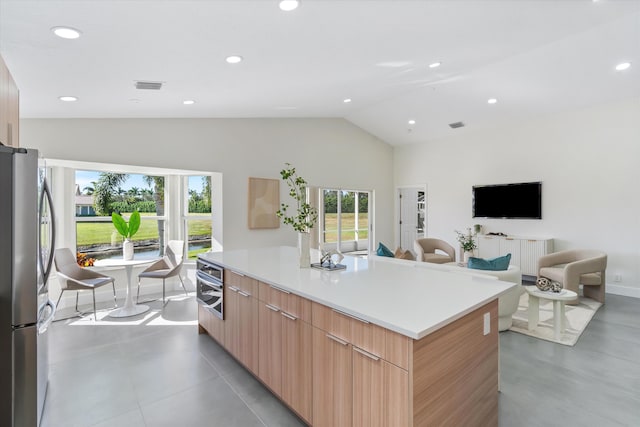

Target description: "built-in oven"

left=196, top=258, right=224, bottom=319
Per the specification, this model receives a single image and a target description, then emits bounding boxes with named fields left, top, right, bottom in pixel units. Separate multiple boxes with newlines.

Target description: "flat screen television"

left=472, top=182, right=542, bottom=219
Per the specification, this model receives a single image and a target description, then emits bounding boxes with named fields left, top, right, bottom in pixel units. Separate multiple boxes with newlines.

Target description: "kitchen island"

left=197, top=246, right=517, bottom=426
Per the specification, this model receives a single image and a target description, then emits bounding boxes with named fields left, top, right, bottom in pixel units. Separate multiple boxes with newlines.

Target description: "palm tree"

left=82, top=181, right=97, bottom=195
left=93, top=173, right=127, bottom=215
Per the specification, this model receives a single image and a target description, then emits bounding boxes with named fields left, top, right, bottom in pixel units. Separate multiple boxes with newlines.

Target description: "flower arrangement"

left=276, top=163, right=318, bottom=233
left=76, top=252, right=96, bottom=267
left=455, top=228, right=477, bottom=252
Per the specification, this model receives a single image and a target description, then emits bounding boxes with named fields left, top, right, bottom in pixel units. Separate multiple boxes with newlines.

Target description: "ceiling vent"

left=449, top=121, right=465, bottom=129
left=135, top=81, right=163, bottom=90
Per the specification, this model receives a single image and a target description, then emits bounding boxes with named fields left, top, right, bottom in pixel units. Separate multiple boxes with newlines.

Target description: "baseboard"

left=606, top=284, right=640, bottom=299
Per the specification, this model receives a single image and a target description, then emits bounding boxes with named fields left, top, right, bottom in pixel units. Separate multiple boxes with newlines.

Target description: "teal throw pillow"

left=467, top=253, right=511, bottom=271
left=376, top=242, right=394, bottom=257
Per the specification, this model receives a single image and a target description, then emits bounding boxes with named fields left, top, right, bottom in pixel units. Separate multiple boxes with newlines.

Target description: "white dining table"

left=94, top=258, right=158, bottom=318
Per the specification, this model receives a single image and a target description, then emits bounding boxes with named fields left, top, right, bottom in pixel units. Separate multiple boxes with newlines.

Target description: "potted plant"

left=112, top=210, right=141, bottom=260
left=455, top=228, right=477, bottom=263
left=276, top=163, right=318, bottom=267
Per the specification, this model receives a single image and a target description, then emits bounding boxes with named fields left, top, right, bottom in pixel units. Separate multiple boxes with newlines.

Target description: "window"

left=75, top=171, right=167, bottom=260
left=321, top=189, right=370, bottom=254
left=183, top=175, right=212, bottom=259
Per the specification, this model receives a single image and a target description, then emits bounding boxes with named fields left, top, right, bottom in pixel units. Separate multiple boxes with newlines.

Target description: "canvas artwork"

left=248, top=177, right=280, bottom=229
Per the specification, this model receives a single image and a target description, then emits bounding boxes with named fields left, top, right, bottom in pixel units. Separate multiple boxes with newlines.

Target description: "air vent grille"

left=449, top=121, right=465, bottom=129
left=135, top=81, right=163, bottom=90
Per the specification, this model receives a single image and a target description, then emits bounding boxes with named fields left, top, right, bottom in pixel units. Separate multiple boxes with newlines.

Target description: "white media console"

left=475, top=235, right=553, bottom=277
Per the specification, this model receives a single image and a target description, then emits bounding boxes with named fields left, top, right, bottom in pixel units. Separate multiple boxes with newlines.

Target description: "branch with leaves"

left=276, top=163, right=318, bottom=233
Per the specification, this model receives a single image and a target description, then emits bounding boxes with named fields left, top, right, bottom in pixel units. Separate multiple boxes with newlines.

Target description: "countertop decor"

left=275, top=163, right=318, bottom=267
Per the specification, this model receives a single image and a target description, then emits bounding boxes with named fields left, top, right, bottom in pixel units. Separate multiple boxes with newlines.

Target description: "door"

left=320, top=189, right=371, bottom=255
left=312, top=327, right=353, bottom=427
left=258, top=302, right=283, bottom=395
left=281, top=312, right=312, bottom=423
left=398, top=186, right=426, bottom=251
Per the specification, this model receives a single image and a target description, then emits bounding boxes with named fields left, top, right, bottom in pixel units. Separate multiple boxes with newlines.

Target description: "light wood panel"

left=350, top=317, right=385, bottom=359
left=311, top=302, right=351, bottom=342
left=352, top=346, right=410, bottom=427
left=258, top=301, right=283, bottom=396
left=412, top=300, right=499, bottom=427
left=385, top=328, right=411, bottom=371
left=281, top=313, right=313, bottom=423
left=197, top=305, right=225, bottom=345
left=312, top=326, right=352, bottom=427
left=259, top=281, right=311, bottom=322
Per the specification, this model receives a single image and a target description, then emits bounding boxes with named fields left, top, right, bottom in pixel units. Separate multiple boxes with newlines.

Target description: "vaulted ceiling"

left=1, top=0, right=638, bottom=145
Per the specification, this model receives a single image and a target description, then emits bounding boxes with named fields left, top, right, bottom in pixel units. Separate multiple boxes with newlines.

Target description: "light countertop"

left=199, top=246, right=518, bottom=339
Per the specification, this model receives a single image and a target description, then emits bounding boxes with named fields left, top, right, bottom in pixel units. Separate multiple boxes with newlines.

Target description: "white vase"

left=123, top=239, right=134, bottom=260
left=298, top=232, right=311, bottom=268
left=464, top=251, right=473, bottom=264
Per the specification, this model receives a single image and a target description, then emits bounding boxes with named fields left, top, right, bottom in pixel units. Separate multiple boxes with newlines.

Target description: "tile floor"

left=42, top=292, right=640, bottom=426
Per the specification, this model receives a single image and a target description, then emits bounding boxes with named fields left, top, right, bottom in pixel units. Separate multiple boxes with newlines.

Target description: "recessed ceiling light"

left=615, top=62, right=631, bottom=71
left=408, top=119, right=416, bottom=125
left=429, top=62, right=441, bottom=68
left=225, top=55, right=243, bottom=64
left=51, top=26, right=81, bottom=39
left=279, top=0, right=300, bottom=11
left=183, top=100, right=195, bottom=105
left=128, top=98, right=141, bottom=103
left=343, top=98, right=352, bottom=103
left=58, top=96, right=78, bottom=102
left=487, top=98, right=498, bottom=104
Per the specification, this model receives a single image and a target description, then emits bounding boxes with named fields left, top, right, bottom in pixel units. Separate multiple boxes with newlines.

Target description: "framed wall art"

left=248, top=177, right=280, bottom=229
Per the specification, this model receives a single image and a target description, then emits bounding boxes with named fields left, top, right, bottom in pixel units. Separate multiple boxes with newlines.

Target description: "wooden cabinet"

left=258, top=300, right=283, bottom=394
left=197, top=259, right=501, bottom=427
left=352, top=346, right=409, bottom=427
left=477, top=235, right=553, bottom=276
left=197, top=304, right=225, bottom=346
left=225, top=270, right=259, bottom=374
left=258, top=281, right=313, bottom=423
left=0, top=55, right=19, bottom=147
left=312, top=327, right=352, bottom=427
left=311, top=302, right=410, bottom=426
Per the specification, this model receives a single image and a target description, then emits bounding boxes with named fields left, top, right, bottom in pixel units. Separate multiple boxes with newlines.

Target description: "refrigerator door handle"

left=39, top=178, right=56, bottom=285
left=38, top=299, right=56, bottom=335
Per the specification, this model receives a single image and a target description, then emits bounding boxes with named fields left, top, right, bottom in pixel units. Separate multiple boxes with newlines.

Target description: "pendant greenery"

left=112, top=210, right=141, bottom=240
left=276, top=163, right=318, bottom=233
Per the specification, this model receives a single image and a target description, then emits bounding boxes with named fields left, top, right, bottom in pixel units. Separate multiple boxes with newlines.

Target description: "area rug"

left=509, top=292, right=602, bottom=346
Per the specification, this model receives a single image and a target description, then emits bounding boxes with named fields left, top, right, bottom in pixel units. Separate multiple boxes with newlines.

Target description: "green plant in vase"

left=455, top=227, right=477, bottom=263
left=276, top=163, right=318, bottom=267
left=112, top=210, right=141, bottom=260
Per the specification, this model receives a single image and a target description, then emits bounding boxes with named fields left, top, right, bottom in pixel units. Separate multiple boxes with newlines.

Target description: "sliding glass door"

left=321, top=189, right=370, bottom=255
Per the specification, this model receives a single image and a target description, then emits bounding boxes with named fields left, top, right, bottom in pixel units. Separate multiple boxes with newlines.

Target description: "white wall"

left=21, top=118, right=394, bottom=251
left=394, top=97, right=640, bottom=297
left=21, top=118, right=394, bottom=309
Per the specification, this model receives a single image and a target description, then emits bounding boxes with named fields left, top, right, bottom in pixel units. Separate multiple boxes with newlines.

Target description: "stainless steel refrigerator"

left=0, top=145, right=56, bottom=427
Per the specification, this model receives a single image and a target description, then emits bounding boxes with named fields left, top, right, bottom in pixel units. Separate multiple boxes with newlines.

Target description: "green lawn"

left=76, top=213, right=211, bottom=246
left=322, top=213, right=369, bottom=243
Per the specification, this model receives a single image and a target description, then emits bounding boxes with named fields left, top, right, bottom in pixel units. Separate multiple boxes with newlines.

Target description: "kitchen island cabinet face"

left=312, top=326, right=352, bottom=427
left=258, top=300, right=283, bottom=396
left=281, top=312, right=313, bottom=423
left=224, top=271, right=259, bottom=374
left=197, top=305, right=224, bottom=345
left=352, top=347, right=409, bottom=427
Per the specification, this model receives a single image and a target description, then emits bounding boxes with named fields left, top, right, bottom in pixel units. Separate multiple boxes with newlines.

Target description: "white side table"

left=524, top=286, right=578, bottom=340
left=94, top=258, right=157, bottom=318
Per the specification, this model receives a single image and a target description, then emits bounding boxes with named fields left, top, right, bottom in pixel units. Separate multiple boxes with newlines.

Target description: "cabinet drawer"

left=312, top=302, right=410, bottom=370
left=312, top=302, right=352, bottom=342
left=225, top=270, right=257, bottom=296
left=258, top=281, right=311, bottom=322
